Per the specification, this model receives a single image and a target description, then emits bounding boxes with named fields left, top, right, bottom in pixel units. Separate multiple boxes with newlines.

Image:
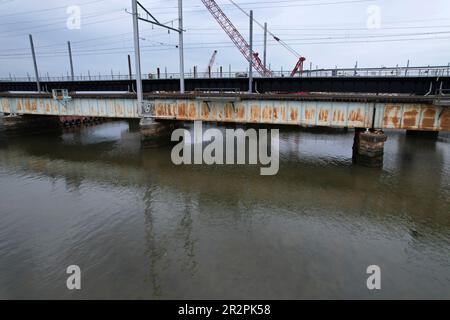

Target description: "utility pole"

left=67, top=41, right=74, bottom=81
left=178, top=0, right=185, bottom=93
left=131, top=0, right=184, bottom=95
left=248, top=10, right=253, bottom=93
left=405, top=59, right=410, bottom=76
left=131, top=0, right=143, bottom=109
left=127, top=54, right=132, bottom=80
left=263, top=22, right=267, bottom=70
left=29, top=34, right=40, bottom=92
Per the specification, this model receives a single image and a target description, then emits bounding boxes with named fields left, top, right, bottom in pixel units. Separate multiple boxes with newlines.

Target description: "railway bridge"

left=1, top=82, right=449, bottom=167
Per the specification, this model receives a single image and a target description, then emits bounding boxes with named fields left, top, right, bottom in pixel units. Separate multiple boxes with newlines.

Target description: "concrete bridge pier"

left=353, top=128, right=388, bottom=167
left=139, top=117, right=173, bottom=148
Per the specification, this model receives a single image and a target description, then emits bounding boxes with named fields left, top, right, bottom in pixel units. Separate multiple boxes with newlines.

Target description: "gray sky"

left=1, top=0, right=450, bottom=78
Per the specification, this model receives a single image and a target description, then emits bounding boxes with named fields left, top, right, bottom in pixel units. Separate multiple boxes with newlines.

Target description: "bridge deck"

left=0, top=92, right=449, bottom=132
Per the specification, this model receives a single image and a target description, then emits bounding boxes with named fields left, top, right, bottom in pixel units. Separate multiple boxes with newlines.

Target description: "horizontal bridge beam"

left=1, top=96, right=449, bottom=132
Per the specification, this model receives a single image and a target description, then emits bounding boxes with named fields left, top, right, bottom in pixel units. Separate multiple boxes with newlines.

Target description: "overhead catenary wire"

left=228, top=0, right=301, bottom=58
left=2, top=28, right=450, bottom=56
left=0, top=0, right=107, bottom=18
left=2, top=34, right=450, bottom=60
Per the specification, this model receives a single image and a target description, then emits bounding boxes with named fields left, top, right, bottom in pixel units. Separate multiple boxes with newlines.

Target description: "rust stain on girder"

left=201, top=102, right=209, bottom=120
left=32, top=101, right=37, bottom=112
left=333, top=110, right=345, bottom=123
left=250, top=104, right=260, bottom=122
left=1, top=98, right=11, bottom=113
left=383, top=104, right=402, bottom=128
left=262, top=105, right=272, bottom=122
left=421, top=107, right=436, bottom=130
left=440, top=108, right=450, bottom=131
left=114, top=103, right=124, bottom=117
left=273, top=107, right=279, bottom=121
left=188, top=102, right=197, bottom=119
left=53, top=101, right=59, bottom=114
left=155, top=102, right=164, bottom=116
left=318, top=109, right=329, bottom=122
left=304, top=108, right=315, bottom=122
left=402, top=106, right=419, bottom=129
left=289, top=107, right=298, bottom=122
left=348, top=109, right=364, bottom=123
left=224, top=103, right=233, bottom=121
left=236, top=104, right=245, bottom=120
left=178, top=102, right=187, bottom=119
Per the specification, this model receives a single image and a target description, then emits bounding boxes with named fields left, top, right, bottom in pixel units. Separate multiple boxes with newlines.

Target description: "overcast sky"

left=1, top=0, right=450, bottom=78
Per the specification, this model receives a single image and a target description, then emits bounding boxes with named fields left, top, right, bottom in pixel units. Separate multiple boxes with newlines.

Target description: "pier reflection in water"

left=0, top=118, right=449, bottom=299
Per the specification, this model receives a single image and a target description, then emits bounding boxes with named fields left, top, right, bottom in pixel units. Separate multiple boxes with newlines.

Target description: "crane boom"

left=206, top=50, right=218, bottom=72
left=290, top=57, right=306, bottom=77
left=200, top=0, right=272, bottom=77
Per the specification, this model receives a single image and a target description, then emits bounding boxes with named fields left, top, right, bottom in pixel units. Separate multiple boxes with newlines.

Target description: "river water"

left=0, top=117, right=448, bottom=299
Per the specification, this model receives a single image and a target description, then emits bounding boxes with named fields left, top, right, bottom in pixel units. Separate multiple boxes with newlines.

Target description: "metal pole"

left=67, top=41, right=74, bottom=81
left=127, top=54, right=132, bottom=80
left=131, top=0, right=143, bottom=108
left=405, top=59, right=410, bottom=76
left=248, top=10, right=253, bottom=93
left=29, top=34, right=40, bottom=92
left=178, top=0, right=185, bottom=93
left=263, top=22, right=267, bottom=70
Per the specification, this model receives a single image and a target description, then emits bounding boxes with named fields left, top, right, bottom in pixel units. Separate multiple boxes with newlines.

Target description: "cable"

left=2, top=34, right=449, bottom=60
left=0, top=0, right=107, bottom=18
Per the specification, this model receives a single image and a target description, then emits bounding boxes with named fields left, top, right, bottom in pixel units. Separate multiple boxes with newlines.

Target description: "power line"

left=3, top=27, right=450, bottom=55
left=0, top=10, right=124, bottom=34
left=2, top=34, right=450, bottom=59
left=0, top=0, right=107, bottom=18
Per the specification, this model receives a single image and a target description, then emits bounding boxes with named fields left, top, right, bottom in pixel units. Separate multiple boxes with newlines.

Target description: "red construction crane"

left=206, top=50, right=218, bottom=73
left=291, top=57, right=306, bottom=77
left=200, top=0, right=272, bottom=77
left=225, top=0, right=307, bottom=78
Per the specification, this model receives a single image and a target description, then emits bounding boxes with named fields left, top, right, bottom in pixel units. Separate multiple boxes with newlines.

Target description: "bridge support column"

left=353, top=128, right=387, bottom=167
left=139, top=117, right=173, bottom=148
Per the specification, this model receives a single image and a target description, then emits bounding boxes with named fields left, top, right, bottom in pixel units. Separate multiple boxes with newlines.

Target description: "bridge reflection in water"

left=0, top=120, right=449, bottom=299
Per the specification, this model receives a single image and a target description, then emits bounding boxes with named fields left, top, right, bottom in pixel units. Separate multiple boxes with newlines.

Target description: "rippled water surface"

left=0, top=118, right=449, bottom=299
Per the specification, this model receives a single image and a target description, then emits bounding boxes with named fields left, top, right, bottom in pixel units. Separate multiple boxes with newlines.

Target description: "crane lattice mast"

left=200, top=0, right=272, bottom=77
